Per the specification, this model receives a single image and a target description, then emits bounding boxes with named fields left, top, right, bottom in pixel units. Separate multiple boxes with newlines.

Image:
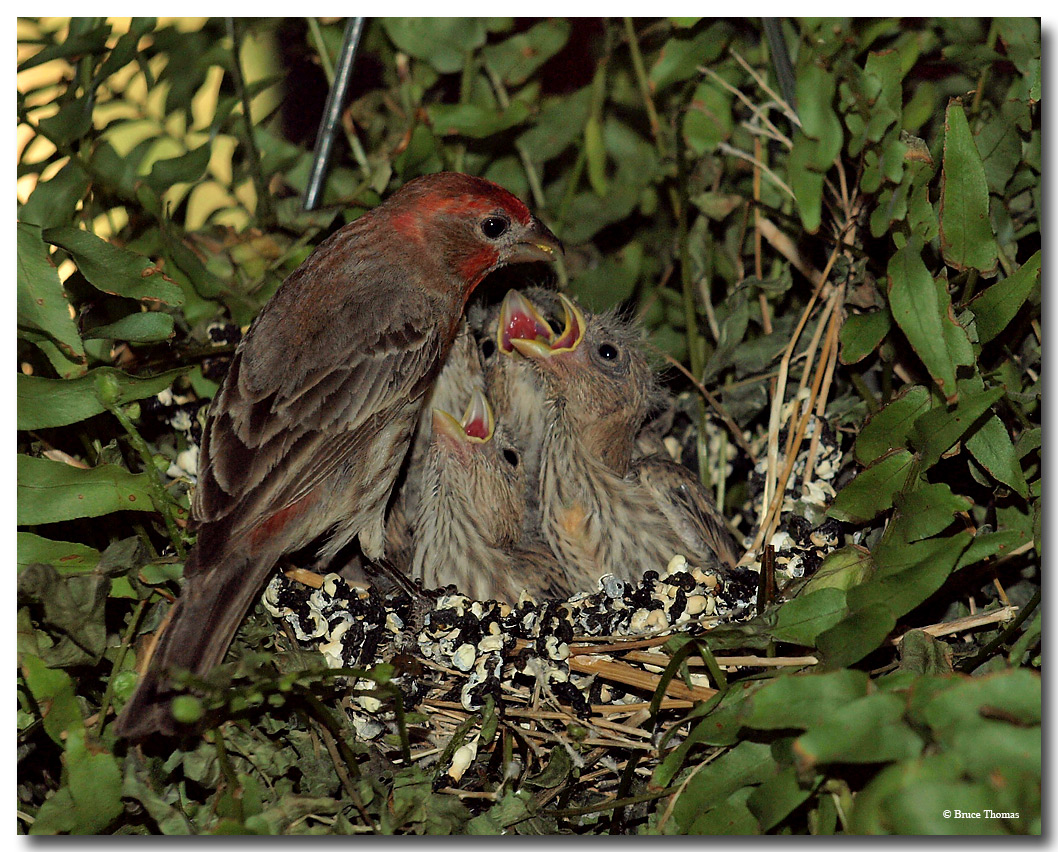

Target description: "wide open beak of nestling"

left=509, top=293, right=585, bottom=362
left=497, top=289, right=555, bottom=356
left=432, top=390, right=495, bottom=461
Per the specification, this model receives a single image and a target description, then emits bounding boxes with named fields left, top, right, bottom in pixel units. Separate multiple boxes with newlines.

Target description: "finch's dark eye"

left=480, top=216, right=510, bottom=239
left=481, top=338, right=496, bottom=359
left=502, top=448, right=519, bottom=467
left=598, top=343, right=619, bottom=360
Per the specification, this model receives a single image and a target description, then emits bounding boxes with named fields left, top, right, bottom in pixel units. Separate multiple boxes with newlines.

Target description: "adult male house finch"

left=511, top=295, right=736, bottom=584
left=116, top=172, right=560, bottom=739
left=411, top=390, right=572, bottom=602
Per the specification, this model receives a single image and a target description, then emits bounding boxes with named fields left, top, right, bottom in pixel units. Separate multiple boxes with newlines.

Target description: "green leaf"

left=16, top=222, right=86, bottom=371
left=683, top=80, right=733, bottom=155
left=427, top=101, right=530, bottom=139
left=855, top=385, right=936, bottom=465
left=17, top=454, right=170, bottom=525
left=887, top=239, right=967, bottom=402
left=466, top=792, right=532, bottom=834
left=648, top=23, right=730, bottom=91
left=64, top=729, right=124, bottom=833
left=524, top=745, right=573, bottom=789
left=18, top=160, right=91, bottom=229
left=796, top=63, right=843, bottom=167
left=569, top=241, right=642, bottom=311
left=772, top=587, right=848, bottom=646
left=17, top=24, right=109, bottom=72
left=788, top=135, right=825, bottom=233
left=380, top=18, right=487, bottom=74
left=939, top=100, right=999, bottom=275
left=856, top=531, right=972, bottom=620
left=481, top=20, right=570, bottom=86
left=144, top=144, right=212, bottom=194
left=897, top=629, right=953, bottom=674
left=954, top=529, right=1029, bottom=572
left=839, top=309, right=891, bottom=365
left=794, top=692, right=924, bottom=769
left=17, top=365, right=189, bottom=430
left=670, top=740, right=773, bottom=831
left=746, top=765, right=817, bottom=832
left=828, top=449, right=914, bottom=524
left=82, top=310, right=176, bottom=343
left=861, top=50, right=904, bottom=144
left=43, top=225, right=185, bottom=306
left=851, top=757, right=1014, bottom=835
left=583, top=114, right=609, bottom=196
left=121, top=761, right=197, bottom=835
left=17, top=532, right=100, bottom=575
left=18, top=562, right=110, bottom=667
left=968, top=250, right=1040, bottom=344
left=800, top=547, right=875, bottom=594
left=745, top=670, right=870, bottom=731
left=964, top=414, right=1030, bottom=497
left=891, top=483, right=972, bottom=543
left=816, top=604, right=896, bottom=669
left=36, top=94, right=94, bottom=147
left=19, top=653, right=83, bottom=746
left=517, top=86, right=592, bottom=163
left=687, top=787, right=759, bottom=834
left=910, top=386, right=1004, bottom=470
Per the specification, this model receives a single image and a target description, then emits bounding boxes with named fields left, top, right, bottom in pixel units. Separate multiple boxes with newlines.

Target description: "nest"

left=262, top=554, right=760, bottom=788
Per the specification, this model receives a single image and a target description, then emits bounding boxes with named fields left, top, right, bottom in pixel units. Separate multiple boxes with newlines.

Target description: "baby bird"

left=476, top=288, right=558, bottom=499
left=411, top=390, right=572, bottom=603
left=512, top=294, right=738, bottom=584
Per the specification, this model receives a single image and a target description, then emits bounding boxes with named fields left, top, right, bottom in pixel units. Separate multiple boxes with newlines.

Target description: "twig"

left=757, top=216, right=823, bottom=285
left=699, top=64, right=792, bottom=149
left=225, top=19, right=275, bottom=227
left=624, top=650, right=819, bottom=669
left=894, top=605, right=1019, bottom=644
left=484, top=64, right=547, bottom=213
left=106, top=400, right=188, bottom=561
left=569, top=654, right=718, bottom=704
left=623, top=17, right=663, bottom=151
left=716, top=142, right=795, bottom=200
left=97, top=598, right=149, bottom=737
left=748, top=241, right=842, bottom=561
left=662, top=353, right=758, bottom=464
left=730, top=49, right=801, bottom=128
left=801, top=285, right=845, bottom=487
left=753, top=136, right=772, bottom=335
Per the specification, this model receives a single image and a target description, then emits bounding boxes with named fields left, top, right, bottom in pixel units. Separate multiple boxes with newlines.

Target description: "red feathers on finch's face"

left=115, top=172, right=560, bottom=740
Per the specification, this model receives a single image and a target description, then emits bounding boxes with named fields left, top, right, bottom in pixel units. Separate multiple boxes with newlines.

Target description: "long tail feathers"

left=114, top=550, right=273, bottom=740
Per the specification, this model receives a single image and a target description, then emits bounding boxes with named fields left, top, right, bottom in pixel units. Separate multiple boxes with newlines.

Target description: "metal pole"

left=303, top=16, right=367, bottom=211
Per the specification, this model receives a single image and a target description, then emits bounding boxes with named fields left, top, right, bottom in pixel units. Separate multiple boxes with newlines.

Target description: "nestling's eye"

left=480, top=216, right=510, bottom=240
left=480, top=338, right=496, bottom=359
left=598, top=343, right=619, bottom=360
left=502, top=448, right=520, bottom=467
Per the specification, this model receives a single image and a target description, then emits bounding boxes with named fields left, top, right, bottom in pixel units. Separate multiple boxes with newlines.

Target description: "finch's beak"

left=550, top=294, right=585, bottom=353
left=497, top=289, right=554, bottom=356
left=432, top=390, right=495, bottom=460
left=506, top=216, right=563, bottom=266
left=509, top=294, right=585, bottom=363
left=461, top=389, right=495, bottom=441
